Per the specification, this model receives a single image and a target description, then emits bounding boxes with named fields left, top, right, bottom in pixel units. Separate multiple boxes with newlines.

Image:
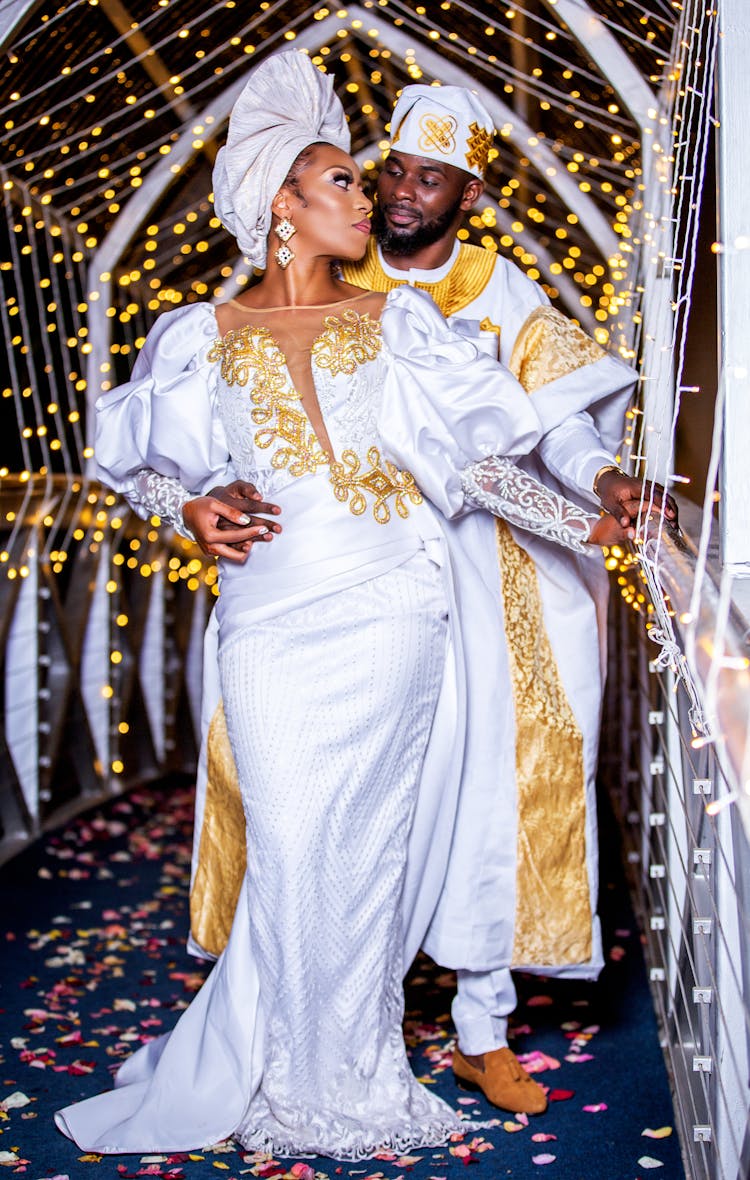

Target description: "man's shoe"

left=452, top=1045, right=548, bottom=1115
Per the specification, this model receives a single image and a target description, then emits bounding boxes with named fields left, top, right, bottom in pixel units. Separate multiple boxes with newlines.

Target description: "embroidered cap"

left=212, top=50, right=350, bottom=268
left=387, top=84, right=495, bottom=179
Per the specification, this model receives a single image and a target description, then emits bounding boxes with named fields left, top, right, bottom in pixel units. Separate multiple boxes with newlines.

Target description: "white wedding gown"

left=55, top=286, right=601, bottom=1158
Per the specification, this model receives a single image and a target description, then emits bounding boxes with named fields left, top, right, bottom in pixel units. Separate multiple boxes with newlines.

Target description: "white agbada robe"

left=344, top=241, right=635, bottom=993
left=56, top=285, right=605, bottom=1156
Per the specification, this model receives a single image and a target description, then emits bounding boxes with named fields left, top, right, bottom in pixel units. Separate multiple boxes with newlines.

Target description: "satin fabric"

left=59, top=285, right=549, bottom=1154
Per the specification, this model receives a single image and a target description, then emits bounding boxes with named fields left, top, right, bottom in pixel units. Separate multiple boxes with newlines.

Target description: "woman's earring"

left=274, top=217, right=296, bottom=269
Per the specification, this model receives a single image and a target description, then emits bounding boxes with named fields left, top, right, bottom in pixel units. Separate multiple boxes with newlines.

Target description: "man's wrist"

left=592, top=463, right=627, bottom=497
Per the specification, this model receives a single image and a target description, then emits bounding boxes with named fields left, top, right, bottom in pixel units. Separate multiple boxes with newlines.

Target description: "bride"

left=55, top=50, right=631, bottom=1159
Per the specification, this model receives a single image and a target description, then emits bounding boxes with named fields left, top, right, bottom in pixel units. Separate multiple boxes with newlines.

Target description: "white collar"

left=375, top=238, right=461, bottom=284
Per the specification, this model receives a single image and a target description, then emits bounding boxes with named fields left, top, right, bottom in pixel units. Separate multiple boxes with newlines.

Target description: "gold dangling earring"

left=274, top=216, right=296, bottom=269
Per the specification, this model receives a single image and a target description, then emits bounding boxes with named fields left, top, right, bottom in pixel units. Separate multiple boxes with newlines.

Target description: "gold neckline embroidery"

left=207, top=311, right=422, bottom=524
left=208, top=326, right=328, bottom=478
left=215, top=308, right=380, bottom=370
left=312, top=308, right=382, bottom=377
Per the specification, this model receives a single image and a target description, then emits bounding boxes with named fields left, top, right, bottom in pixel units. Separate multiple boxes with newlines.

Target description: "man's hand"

left=182, top=480, right=282, bottom=564
left=595, top=470, right=678, bottom=530
left=588, top=512, right=634, bottom=548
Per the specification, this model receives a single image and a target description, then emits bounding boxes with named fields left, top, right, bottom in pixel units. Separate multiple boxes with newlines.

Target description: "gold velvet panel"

left=496, top=519, right=592, bottom=966
left=503, top=304, right=603, bottom=966
left=189, top=702, right=247, bottom=958
left=342, top=238, right=497, bottom=319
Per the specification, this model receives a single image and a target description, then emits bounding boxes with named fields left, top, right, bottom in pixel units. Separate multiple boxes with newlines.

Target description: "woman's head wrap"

left=212, top=50, right=351, bottom=268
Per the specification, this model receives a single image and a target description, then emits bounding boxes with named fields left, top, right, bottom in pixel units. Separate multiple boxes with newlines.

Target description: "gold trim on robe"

left=190, top=702, right=246, bottom=958
left=505, top=306, right=604, bottom=966
left=509, top=304, right=604, bottom=389
left=341, top=238, right=497, bottom=319
left=342, top=242, right=600, bottom=965
left=497, top=519, right=591, bottom=965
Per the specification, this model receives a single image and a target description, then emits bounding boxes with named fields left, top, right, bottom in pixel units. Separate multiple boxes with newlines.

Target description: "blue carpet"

left=0, top=777, right=685, bottom=1179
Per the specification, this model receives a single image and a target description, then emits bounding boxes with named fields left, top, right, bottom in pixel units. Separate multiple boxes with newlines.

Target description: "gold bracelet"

left=592, top=463, right=626, bottom=497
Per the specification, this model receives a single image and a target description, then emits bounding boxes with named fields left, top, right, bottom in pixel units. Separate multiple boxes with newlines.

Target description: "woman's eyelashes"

left=332, top=170, right=354, bottom=188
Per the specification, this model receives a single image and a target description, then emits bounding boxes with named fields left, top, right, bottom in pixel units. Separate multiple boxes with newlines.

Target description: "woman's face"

left=279, top=144, right=373, bottom=262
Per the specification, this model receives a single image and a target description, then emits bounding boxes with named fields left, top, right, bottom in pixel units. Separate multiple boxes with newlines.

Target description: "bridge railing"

left=0, top=475, right=213, bottom=863
left=602, top=503, right=750, bottom=1180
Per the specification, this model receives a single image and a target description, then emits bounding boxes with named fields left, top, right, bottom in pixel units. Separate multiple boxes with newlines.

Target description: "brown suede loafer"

left=452, top=1045, right=549, bottom=1115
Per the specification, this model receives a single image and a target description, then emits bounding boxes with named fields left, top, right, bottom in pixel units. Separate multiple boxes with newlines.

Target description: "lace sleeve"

left=460, top=455, right=597, bottom=554
left=129, top=469, right=196, bottom=541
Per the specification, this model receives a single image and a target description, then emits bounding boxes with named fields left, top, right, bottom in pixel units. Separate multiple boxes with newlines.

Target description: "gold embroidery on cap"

left=329, top=446, right=423, bottom=524
left=390, top=113, right=405, bottom=146
left=312, top=308, right=382, bottom=377
left=466, top=121, right=493, bottom=176
left=418, top=112, right=457, bottom=155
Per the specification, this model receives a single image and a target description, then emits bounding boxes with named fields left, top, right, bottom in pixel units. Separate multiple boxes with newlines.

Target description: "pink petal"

left=516, top=1050, right=560, bottom=1074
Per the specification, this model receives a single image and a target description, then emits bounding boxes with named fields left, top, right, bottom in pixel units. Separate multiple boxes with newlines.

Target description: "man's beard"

left=373, top=195, right=464, bottom=257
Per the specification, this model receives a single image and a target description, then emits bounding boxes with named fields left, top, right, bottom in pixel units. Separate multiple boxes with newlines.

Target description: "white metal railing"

left=603, top=507, right=750, bottom=1180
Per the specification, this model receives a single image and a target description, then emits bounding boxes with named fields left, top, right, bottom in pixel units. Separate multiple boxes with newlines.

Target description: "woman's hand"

left=182, top=481, right=281, bottom=564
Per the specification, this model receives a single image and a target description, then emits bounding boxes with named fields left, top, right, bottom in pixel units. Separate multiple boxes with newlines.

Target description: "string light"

left=0, top=2, right=718, bottom=769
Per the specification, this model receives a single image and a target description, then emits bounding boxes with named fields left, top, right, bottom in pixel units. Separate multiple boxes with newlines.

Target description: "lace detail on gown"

left=131, top=469, right=195, bottom=539
left=461, top=455, right=596, bottom=553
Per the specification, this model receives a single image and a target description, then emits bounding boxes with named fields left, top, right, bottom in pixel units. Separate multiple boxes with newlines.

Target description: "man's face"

left=374, top=150, right=475, bottom=256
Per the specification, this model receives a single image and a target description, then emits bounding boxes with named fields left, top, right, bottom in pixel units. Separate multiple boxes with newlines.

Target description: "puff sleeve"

left=377, top=286, right=542, bottom=517
left=94, top=303, right=232, bottom=507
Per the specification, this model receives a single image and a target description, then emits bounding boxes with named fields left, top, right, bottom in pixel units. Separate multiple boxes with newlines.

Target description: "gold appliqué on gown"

left=208, top=314, right=421, bottom=525
left=329, top=446, right=423, bottom=524
left=311, top=308, right=382, bottom=377
left=209, top=327, right=329, bottom=477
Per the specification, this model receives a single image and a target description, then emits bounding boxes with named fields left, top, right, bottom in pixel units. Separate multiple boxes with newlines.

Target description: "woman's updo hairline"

left=281, top=141, right=327, bottom=202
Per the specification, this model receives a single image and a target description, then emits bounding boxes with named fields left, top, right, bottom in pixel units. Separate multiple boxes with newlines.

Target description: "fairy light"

left=0, top=3, right=713, bottom=710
